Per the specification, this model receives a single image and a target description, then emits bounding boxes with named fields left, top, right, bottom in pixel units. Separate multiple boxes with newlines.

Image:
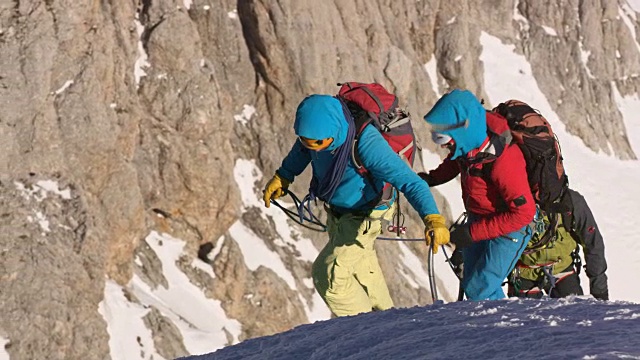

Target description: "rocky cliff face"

left=1, top=0, right=638, bottom=359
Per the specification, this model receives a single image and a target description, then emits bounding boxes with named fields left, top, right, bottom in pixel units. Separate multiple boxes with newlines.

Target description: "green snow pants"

left=312, top=204, right=396, bottom=317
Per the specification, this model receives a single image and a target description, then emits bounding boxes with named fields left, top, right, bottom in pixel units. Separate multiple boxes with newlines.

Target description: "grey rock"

left=0, top=0, right=637, bottom=358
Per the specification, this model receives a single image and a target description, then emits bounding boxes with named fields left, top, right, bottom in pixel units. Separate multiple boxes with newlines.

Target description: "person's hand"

left=263, top=173, right=291, bottom=208
left=450, top=224, right=474, bottom=249
left=450, top=248, right=464, bottom=267
left=423, top=214, right=450, bottom=254
left=592, top=290, right=609, bottom=301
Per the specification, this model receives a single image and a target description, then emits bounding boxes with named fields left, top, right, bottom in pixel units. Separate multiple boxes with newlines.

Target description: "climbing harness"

left=523, top=210, right=559, bottom=255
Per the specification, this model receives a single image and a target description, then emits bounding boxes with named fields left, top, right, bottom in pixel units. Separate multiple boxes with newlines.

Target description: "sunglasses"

left=431, top=132, right=453, bottom=145
left=299, top=136, right=334, bottom=150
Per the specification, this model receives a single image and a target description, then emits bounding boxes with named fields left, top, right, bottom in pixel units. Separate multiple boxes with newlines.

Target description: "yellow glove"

left=263, top=173, right=291, bottom=208
left=423, top=214, right=450, bottom=254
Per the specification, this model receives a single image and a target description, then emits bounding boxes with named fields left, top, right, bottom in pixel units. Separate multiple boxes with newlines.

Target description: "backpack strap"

left=343, top=99, right=372, bottom=174
left=339, top=98, right=395, bottom=208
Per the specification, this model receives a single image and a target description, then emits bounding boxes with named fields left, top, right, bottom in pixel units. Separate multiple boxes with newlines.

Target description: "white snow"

left=626, top=0, right=640, bottom=13
left=229, top=221, right=298, bottom=287
left=0, top=337, right=9, bottom=360
left=14, top=180, right=71, bottom=202
left=34, top=211, right=50, bottom=233
left=14, top=179, right=72, bottom=236
left=100, top=231, right=244, bottom=359
left=35, top=180, right=72, bottom=199
left=181, top=297, right=640, bottom=360
left=233, top=104, right=256, bottom=125
left=513, top=0, right=530, bottom=33
left=541, top=25, right=557, bottom=36
left=612, top=82, right=640, bottom=153
left=228, top=10, right=238, bottom=19
left=132, top=232, right=242, bottom=353
left=579, top=41, right=595, bottom=79
left=423, top=55, right=441, bottom=97
left=134, top=17, right=150, bottom=88
left=99, top=280, right=163, bottom=360
left=232, top=159, right=331, bottom=322
left=53, top=80, right=74, bottom=95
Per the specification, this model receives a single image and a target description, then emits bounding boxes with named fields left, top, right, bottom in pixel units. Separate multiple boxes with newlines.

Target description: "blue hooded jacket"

left=423, top=89, right=487, bottom=160
left=276, top=94, right=439, bottom=217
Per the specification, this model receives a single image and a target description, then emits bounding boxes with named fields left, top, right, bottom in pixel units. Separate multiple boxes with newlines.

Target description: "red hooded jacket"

left=428, top=112, right=536, bottom=241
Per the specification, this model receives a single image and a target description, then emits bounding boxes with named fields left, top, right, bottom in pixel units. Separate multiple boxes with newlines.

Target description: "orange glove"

left=262, top=173, right=291, bottom=208
left=423, top=214, right=450, bottom=254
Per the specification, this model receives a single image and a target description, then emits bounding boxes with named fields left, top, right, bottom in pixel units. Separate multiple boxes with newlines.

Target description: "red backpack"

left=335, top=82, right=417, bottom=207
left=336, top=82, right=417, bottom=172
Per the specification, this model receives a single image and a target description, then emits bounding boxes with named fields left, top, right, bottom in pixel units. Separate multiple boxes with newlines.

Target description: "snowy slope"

left=181, top=297, right=640, bottom=360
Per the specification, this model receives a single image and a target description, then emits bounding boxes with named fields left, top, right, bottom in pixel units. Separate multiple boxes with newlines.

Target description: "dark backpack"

left=492, top=100, right=569, bottom=211
left=336, top=82, right=417, bottom=203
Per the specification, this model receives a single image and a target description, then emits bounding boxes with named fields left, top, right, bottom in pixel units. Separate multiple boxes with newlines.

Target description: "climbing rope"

left=271, top=191, right=469, bottom=301
left=270, top=190, right=428, bottom=241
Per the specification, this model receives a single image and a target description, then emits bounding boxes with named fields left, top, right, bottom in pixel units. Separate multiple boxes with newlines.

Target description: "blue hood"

left=294, top=95, right=347, bottom=151
left=423, top=89, right=488, bottom=159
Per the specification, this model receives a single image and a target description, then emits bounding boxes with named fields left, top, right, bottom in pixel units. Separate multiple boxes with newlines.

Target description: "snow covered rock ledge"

left=182, top=297, right=640, bottom=360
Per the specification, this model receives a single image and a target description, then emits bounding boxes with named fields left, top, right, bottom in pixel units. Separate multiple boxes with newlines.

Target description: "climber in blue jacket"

left=262, top=94, right=448, bottom=316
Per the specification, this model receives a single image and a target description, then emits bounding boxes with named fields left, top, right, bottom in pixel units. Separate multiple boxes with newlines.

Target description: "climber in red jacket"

left=421, top=89, right=537, bottom=300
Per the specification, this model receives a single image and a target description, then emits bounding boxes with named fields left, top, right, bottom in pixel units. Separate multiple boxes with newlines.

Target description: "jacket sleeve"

left=276, top=140, right=312, bottom=182
left=427, top=155, right=460, bottom=186
left=566, top=189, right=608, bottom=296
left=357, top=126, right=440, bottom=218
left=470, top=145, right=536, bottom=241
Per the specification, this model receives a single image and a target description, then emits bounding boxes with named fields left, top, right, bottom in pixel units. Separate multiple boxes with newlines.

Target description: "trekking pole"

left=428, top=230, right=438, bottom=303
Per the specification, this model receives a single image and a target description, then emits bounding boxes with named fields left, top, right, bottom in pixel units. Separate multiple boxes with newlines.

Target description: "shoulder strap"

left=343, top=99, right=373, bottom=173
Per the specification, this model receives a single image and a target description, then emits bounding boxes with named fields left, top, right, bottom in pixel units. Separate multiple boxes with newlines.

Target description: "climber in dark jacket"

left=262, top=94, right=449, bottom=316
left=421, top=89, right=537, bottom=301
left=508, top=188, right=609, bottom=301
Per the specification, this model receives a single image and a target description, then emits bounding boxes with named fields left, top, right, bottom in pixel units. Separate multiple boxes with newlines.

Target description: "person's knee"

left=465, top=278, right=505, bottom=300
left=312, top=257, right=332, bottom=293
left=551, top=273, right=584, bottom=298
